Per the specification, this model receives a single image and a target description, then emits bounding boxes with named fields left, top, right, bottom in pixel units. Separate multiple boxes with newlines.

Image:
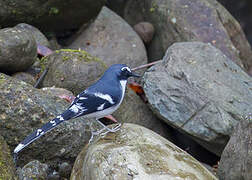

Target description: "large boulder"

left=218, top=115, right=252, bottom=180
left=42, top=49, right=107, bottom=95
left=113, top=88, right=172, bottom=139
left=0, top=73, right=91, bottom=167
left=124, top=0, right=252, bottom=73
left=143, top=42, right=252, bottom=156
left=0, top=0, right=106, bottom=32
left=15, top=23, right=50, bottom=48
left=0, top=26, right=37, bottom=73
left=71, top=123, right=217, bottom=180
left=69, top=7, right=147, bottom=72
left=0, top=135, right=16, bottom=180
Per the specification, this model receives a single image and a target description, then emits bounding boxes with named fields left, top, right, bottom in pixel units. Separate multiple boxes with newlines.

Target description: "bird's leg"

left=96, top=119, right=121, bottom=132
left=89, top=119, right=121, bottom=143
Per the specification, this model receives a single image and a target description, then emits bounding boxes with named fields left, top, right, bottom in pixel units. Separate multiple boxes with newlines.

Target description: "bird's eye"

left=121, top=67, right=131, bottom=72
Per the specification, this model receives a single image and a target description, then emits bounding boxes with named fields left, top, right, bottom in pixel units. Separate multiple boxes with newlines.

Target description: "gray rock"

left=17, top=160, right=49, bottom=180
left=0, top=0, right=106, bottom=32
left=113, top=88, right=172, bottom=140
left=42, top=49, right=107, bottom=95
left=0, top=135, right=16, bottom=180
left=69, top=7, right=147, bottom=72
left=0, top=27, right=37, bottom=73
left=70, top=123, right=217, bottom=180
left=12, top=72, right=36, bottom=86
left=143, top=42, right=252, bottom=156
left=124, top=0, right=252, bottom=73
left=15, top=23, right=50, bottom=48
left=0, top=73, right=91, bottom=167
left=218, top=114, right=252, bottom=180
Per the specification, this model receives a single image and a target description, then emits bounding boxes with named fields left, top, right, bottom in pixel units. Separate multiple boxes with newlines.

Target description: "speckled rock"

left=0, top=0, right=106, bottom=32
left=0, top=73, right=91, bottom=167
left=42, top=49, right=107, bottom=95
left=15, top=23, right=50, bottom=48
left=113, top=88, right=172, bottom=140
left=12, top=72, right=36, bottom=86
left=17, top=160, right=49, bottom=180
left=143, top=42, right=252, bottom=156
left=41, top=87, right=74, bottom=100
left=58, top=162, right=72, bottom=178
left=0, top=26, right=37, bottom=73
left=0, top=135, right=16, bottom=180
left=124, top=0, right=252, bottom=73
left=218, top=114, right=252, bottom=180
left=70, top=123, right=217, bottom=180
left=69, top=7, right=147, bottom=73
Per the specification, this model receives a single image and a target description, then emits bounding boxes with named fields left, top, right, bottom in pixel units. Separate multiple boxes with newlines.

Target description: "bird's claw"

left=108, top=123, right=121, bottom=132
left=88, top=123, right=121, bottom=143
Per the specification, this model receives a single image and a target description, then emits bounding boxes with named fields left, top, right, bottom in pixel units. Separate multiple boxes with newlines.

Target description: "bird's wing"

left=68, top=91, right=118, bottom=118
left=14, top=91, right=118, bottom=154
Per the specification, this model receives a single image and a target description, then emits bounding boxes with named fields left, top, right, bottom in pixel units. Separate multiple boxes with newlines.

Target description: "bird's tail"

left=13, top=109, right=75, bottom=154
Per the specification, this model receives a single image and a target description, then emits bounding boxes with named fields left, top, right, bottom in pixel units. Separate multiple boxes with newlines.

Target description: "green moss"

left=49, top=7, right=59, bottom=15
left=0, top=74, right=6, bottom=85
left=56, top=49, right=107, bottom=68
left=39, top=56, right=49, bottom=72
left=150, top=2, right=158, bottom=12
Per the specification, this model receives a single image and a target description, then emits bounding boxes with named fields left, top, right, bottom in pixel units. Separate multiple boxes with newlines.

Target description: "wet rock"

left=124, top=0, right=252, bottom=73
left=12, top=72, right=36, bottom=86
left=0, top=135, right=16, bottom=180
left=0, top=26, right=37, bottom=73
left=218, top=114, right=252, bottom=180
left=15, top=23, right=50, bottom=48
left=0, top=73, right=91, bottom=167
left=133, top=22, right=155, bottom=44
left=47, top=171, right=60, bottom=180
left=143, top=42, right=252, bottom=156
left=17, top=160, right=49, bottom=180
left=69, top=7, right=147, bottom=72
left=58, top=162, right=72, bottom=178
left=71, top=123, right=217, bottom=180
left=113, top=88, right=172, bottom=140
left=42, top=49, right=107, bottom=95
left=0, top=0, right=106, bottom=32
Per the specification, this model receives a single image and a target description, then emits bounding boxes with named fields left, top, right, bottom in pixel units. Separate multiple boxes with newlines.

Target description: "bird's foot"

left=88, top=123, right=121, bottom=143
left=107, top=123, right=121, bottom=132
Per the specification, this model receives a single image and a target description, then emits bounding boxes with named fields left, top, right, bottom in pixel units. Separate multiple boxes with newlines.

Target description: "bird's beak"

left=129, top=71, right=141, bottom=78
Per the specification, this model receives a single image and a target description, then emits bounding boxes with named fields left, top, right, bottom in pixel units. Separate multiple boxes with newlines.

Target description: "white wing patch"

left=94, top=93, right=115, bottom=104
left=69, top=104, right=87, bottom=114
left=79, top=97, right=87, bottom=100
left=69, top=104, right=79, bottom=113
left=97, top=103, right=105, bottom=111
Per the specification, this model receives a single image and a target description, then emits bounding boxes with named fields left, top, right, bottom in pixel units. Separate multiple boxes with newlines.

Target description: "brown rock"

left=133, top=22, right=155, bottom=44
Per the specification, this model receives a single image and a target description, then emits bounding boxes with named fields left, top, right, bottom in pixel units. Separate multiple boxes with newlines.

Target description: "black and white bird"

left=14, top=64, right=140, bottom=155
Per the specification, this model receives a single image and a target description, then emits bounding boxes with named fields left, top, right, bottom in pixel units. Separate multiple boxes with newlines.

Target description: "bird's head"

left=105, top=64, right=140, bottom=81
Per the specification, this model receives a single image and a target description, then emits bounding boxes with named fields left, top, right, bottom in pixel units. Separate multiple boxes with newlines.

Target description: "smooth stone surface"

left=69, top=7, right=147, bottom=73
left=143, top=42, right=252, bottom=156
left=71, top=123, right=217, bottom=180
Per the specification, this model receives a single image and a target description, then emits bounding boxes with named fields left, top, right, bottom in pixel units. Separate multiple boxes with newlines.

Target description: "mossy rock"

left=0, top=135, right=16, bottom=180
left=42, top=49, right=107, bottom=95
